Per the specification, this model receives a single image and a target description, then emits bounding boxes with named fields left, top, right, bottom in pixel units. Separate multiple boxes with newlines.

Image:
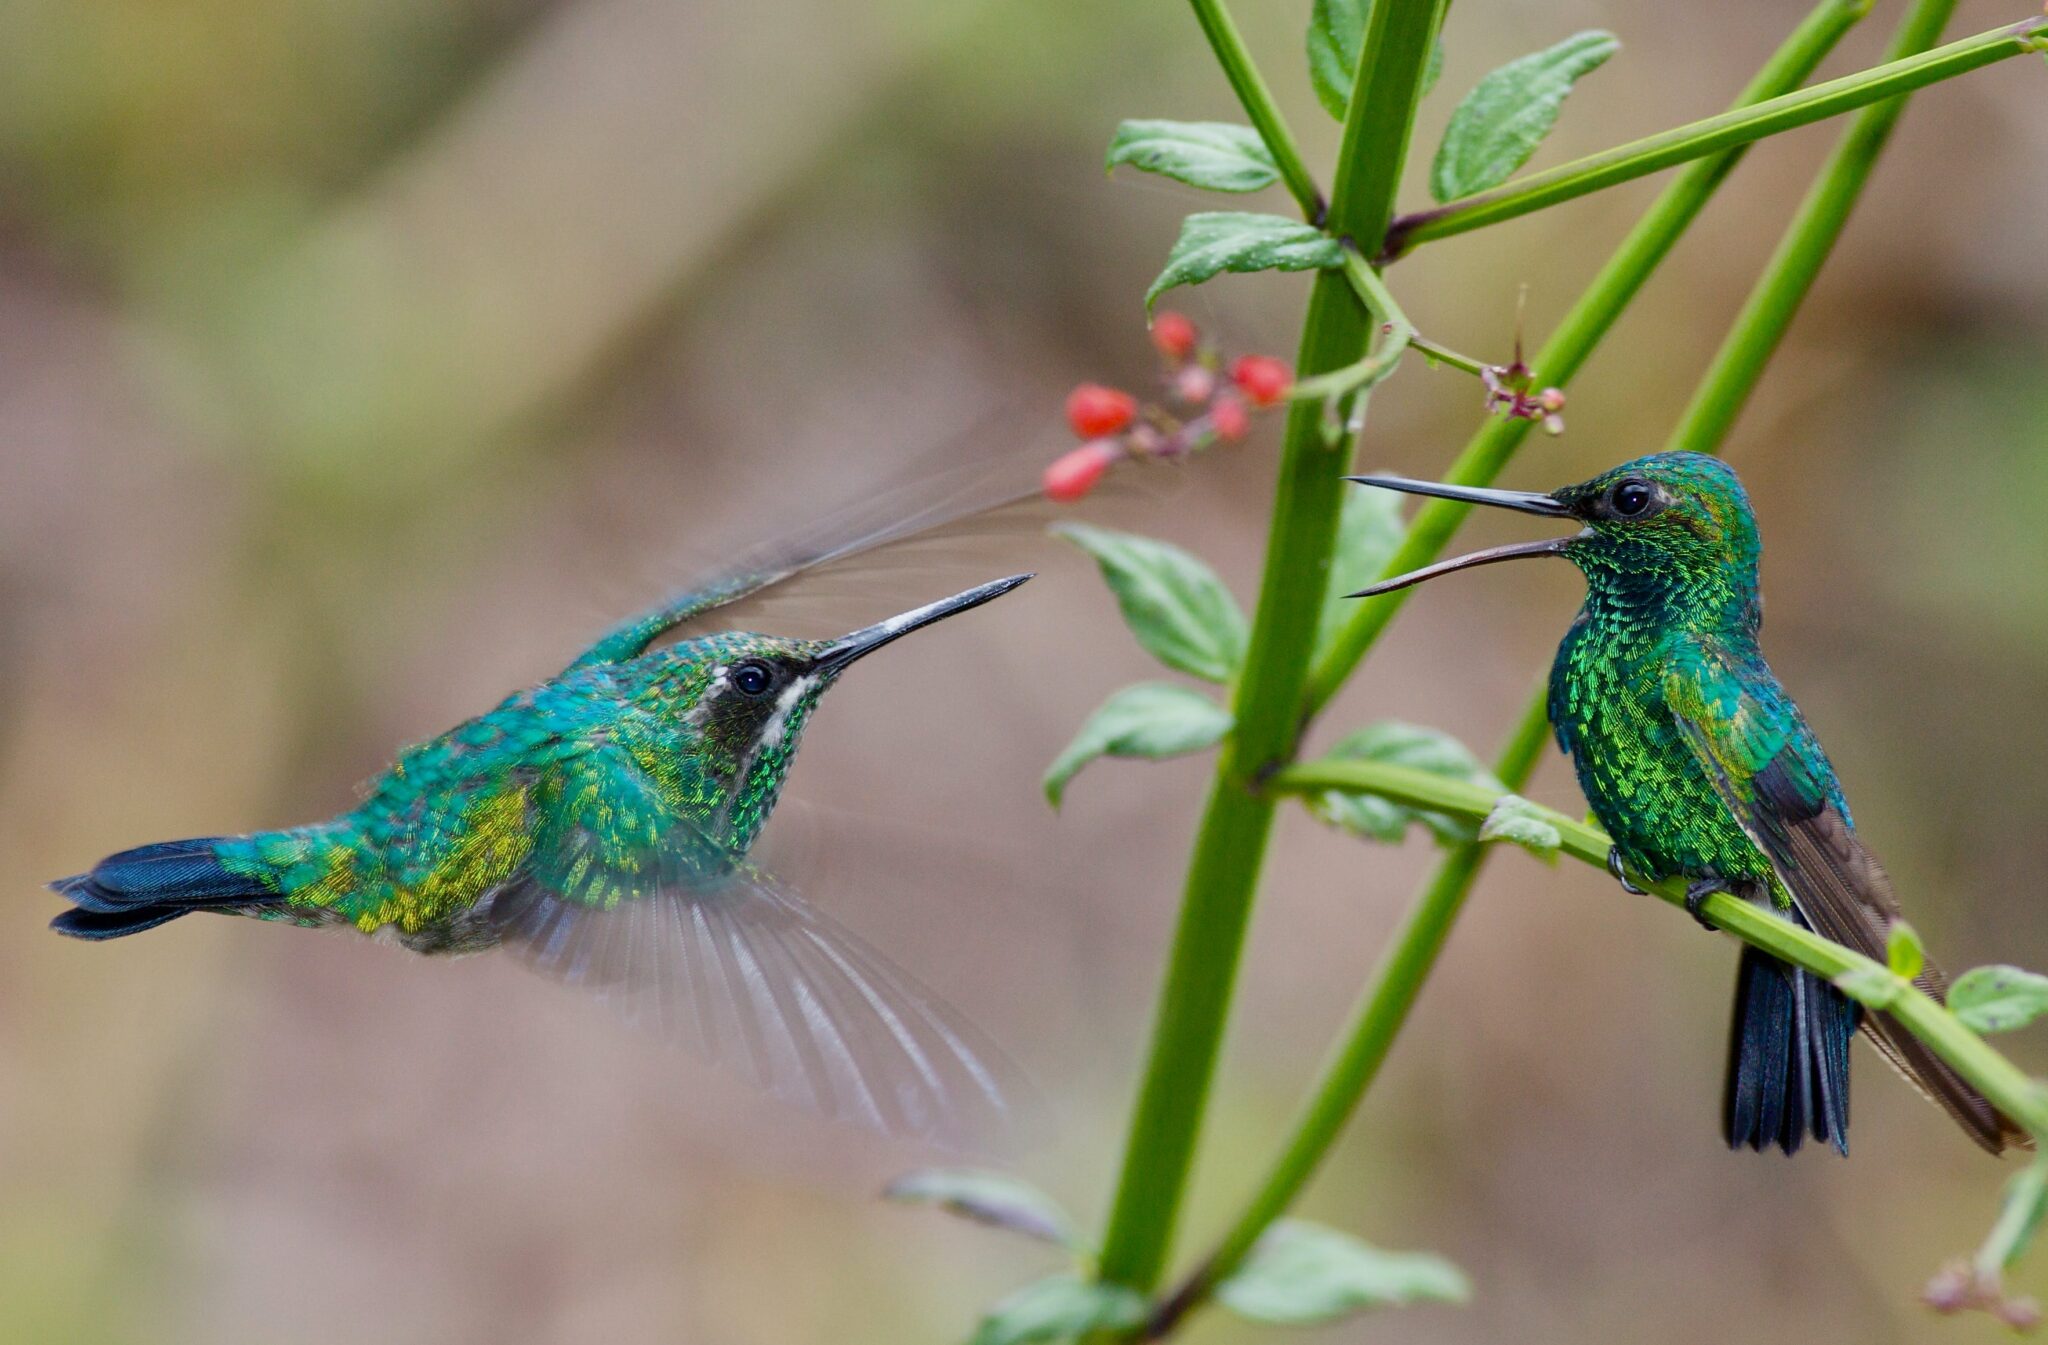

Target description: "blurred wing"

left=567, top=440, right=1047, bottom=671
left=480, top=747, right=1033, bottom=1147
left=1664, top=639, right=2019, bottom=1153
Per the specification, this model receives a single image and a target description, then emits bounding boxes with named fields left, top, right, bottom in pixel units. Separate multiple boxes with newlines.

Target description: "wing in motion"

left=1665, top=638, right=2025, bottom=1155
left=478, top=744, right=1034, bottom=1148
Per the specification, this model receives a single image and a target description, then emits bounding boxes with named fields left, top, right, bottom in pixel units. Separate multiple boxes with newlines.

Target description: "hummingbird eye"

left=730, top=661, right=774, bottom=696
left=1610, top=480, right=1654, bottom=518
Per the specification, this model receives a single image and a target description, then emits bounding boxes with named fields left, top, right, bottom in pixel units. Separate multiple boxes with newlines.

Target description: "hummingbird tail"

left=47, top=837, right=281, bottom=940
left=1724, top=942, right=1855, bottom=1156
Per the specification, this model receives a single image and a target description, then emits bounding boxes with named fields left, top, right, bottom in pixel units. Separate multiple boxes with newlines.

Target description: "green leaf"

left=1313, top=485, right=1406, bottom=662
left=1833, top=965, right=1906, bottom=1012
left=970, top=1275, right=1148, bottom=1345
left=1145, top=212, right=1343, bottom=314
left=883, top=1168, right=1084, bottom=1252
left=1430, top=30, right=1620, bottom=203
left=1217, top=1220, right=1469, bottom=1325
left=1887, top=921, right=1925, bottom=981
left=1307, top=0, right=1445, bottom=120
left=1106, top=120, right=1279, bottom=193
left=1053, top=522, right=1248, bottom=681
left=1305, top=722, right=1504, bottom=845
left=1950, top=965, right=2048, bottom=1034
left=1478, top=794, right=1563, bottom=861
left=1043, top=683, right=1232, bottom=808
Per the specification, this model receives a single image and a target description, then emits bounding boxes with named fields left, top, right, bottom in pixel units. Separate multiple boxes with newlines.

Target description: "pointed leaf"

left=1145, top=212, right=1343, bottom=314
left=1887, top=921, right=1925, bottom=981
left=970, top=1275, right=1147, bottom=1345
left=1950, top=965, right=2048, bottom=1034
left=1043, top=683, right=1232, bottom=808
left=1478, top=794, right=1563, bottom=861
left=1053, top=523, right=1247, bottom=681
left=1217, top=1220, right=1469, bottom=1325
left=1314, top=485, right=1406, bottom=661
left=1305, top=722, right=1503, bottom=845
left=1106, top=120, right=1279, bottom=193
left=1307, top=0, right=1445, bottom=120
left=884, top=1169, right=1084, bottom=1252
left=1833, top=965, right=1905, bottom=1012
left=1430, top=31, right=1619, bottom=202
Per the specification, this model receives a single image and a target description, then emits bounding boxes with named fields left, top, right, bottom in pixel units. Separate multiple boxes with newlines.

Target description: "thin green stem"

left=1184, top=0, right=1326, bottom=221
left=1289, top=249, right=1418, bottom=403
left=1666, top=0, right=1959, bottom=453
left=1090, top=0, right=1446, bottom=1300
left=1305, top=0, right=1875, bottom=717
left=1407, top=334, right=1491, bottom=378
left=1267, top=756, right=2048, bottom=1135
left=1383, top=15, right=2047, bottom=256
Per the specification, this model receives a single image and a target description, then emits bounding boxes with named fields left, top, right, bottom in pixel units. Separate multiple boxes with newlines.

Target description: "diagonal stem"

left=1383, top=15, right=2047, bottom=256
left=1184, top=0, right=1326, bottom=221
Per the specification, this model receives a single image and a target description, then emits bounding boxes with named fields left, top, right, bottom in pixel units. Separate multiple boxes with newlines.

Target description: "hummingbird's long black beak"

left=1342, top=475, right=1575, bottom=598
left=814, top=573, right=1033, bottom=671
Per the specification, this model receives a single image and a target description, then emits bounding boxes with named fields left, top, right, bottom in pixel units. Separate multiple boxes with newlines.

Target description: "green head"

left=643, top=573, right=1032, bottom=852
left=1346, top=451, right=1762, bottom=631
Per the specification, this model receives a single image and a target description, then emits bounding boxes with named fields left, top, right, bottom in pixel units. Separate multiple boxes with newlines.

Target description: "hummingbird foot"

left=1606, top=847, right=1647, bottom=896
left=1683, top=879, right=1729, bottom=931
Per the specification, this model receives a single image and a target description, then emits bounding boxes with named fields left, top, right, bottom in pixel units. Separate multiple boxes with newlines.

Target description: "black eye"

left=731, top=661, right=773, bottom=696
left=1610, top=480, right=1654, bottom=518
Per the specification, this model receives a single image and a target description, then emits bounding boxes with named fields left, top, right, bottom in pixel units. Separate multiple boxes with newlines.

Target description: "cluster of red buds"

left=1479, top=358, right=1567, bottom=436
left=1043, top=312, right=1294, bottom=503
left=1924, top=1259, right=2042, bottom=1330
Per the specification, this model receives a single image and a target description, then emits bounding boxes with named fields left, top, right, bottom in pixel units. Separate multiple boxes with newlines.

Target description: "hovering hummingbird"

left=1349, top=451, right=2023, bottom=1156
left=49, top=473, right=1038, bottom=1144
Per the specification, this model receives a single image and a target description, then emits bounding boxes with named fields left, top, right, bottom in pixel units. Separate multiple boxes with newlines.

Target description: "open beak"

left=1342, top=475, right=1575, bottom=598
left=813, top=573, right=1033, bottom=672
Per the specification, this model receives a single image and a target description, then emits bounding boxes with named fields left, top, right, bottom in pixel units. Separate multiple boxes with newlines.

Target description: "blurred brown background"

left=2, top=0, right=2045, bottom=1341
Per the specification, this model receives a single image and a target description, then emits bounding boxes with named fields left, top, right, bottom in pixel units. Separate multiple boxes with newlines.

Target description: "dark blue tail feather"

left=1725, top=930, right=1856, bottom=1156
left=48, top=838, right=277, bottom=940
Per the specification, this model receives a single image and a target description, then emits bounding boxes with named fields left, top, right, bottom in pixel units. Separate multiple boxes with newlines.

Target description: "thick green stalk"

left=1666, top=0, right=1959, bottom=453
left=1184, top=0, right=1325, bottom=221
left=1267, top=756, right=2048, bottom=1137
left=1305, top=0, right=1873, bottom=716
left=1091, top=0, right=1446, bottom=1297
left=1383, top=16, right=2047, bottom=255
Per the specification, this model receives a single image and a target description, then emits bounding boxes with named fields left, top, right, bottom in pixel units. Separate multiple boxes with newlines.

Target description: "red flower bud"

left=1229, top=354, right=1292, bottom=407
left=1172, top=364, right=1215, bottom=406
left=1210, top=393, right=1250, bottom=441
left=1150, top=311, right=1199, bottom=361
left=1042, top=440, right=1119, bottom=503
left=1065, top=383, right=1137, bottom=438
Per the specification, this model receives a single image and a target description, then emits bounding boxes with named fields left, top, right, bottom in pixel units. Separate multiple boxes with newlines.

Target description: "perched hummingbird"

left=48, top=480, right=1037, bottom=1143
left=1349, top=451, right=2023, bottom=1156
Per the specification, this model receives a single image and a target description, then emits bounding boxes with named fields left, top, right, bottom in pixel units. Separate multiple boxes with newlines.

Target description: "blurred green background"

left=1, top=0, right=2044, bottom=1341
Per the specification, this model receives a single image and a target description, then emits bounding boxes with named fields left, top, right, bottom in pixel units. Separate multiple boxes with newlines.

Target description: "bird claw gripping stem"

left=1607, top=846, right=1648, bottom=896
left=1684, top=879, right=1731, bottom=932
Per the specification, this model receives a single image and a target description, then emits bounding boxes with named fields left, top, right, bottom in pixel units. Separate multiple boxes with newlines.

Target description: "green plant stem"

left=1148, top=690, right=1553, bottom=1338
left=1289, top=250, right=1418, bottom=403
left=1266, top=756, right=2048, bottom=1136
left=1090, top=0, right=1446, bottom=1300
left=1666, top=0, right=1958, bottom=453
left=1305, top=0, right=1873, bottom=717
left=1407, top=334, right=1491, bottom=378
left=1184, top=0, right=1326, bottom=221
left=1383, top=15, right=2047, bottom=256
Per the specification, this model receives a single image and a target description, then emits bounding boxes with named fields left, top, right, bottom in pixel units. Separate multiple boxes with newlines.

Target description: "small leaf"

left=1053, top=522, right=1248, bottom=681
left=1145, top=212, right=1343, bottom=314
left=884, top=1169, right=1083, bottom=1252
left=1950, top=965, right=2048, bottom=1034
left=1887, top=921, right=1925, bottom=981
left=1217, top=1220, right=1469, bottom=1325
left=1043, top=683, right=1232, bottom=808
left=1834, top=965, right=1905, bottom=1012
left=1479, top=794, right=1562, bottom=861
left=1314, top=485, right=1407, bottom=662
left=1305, top=722, right=1503, bottom=845
left=1106, top=120, right=1279, bottom=193
left=970, top=1275, right=1148, bottom=1345
left=1430, top=30, right=1619, bottom=202
left=1307, top=0, right=1446, bottom=120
